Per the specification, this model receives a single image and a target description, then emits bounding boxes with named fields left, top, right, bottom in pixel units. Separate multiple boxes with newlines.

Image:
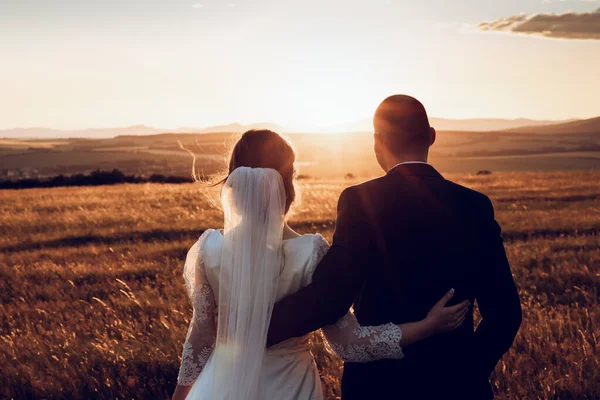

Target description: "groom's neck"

left=386, top=152, right=428, bottom=171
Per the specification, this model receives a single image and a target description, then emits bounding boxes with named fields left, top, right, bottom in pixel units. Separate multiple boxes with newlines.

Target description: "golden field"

left=2, top=130, right=600, bottom=182
left=1, top=172, right=599, bottom=399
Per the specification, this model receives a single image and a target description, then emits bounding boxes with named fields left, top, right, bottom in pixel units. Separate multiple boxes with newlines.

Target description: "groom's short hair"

left=374, top=95, right=431, bottom=153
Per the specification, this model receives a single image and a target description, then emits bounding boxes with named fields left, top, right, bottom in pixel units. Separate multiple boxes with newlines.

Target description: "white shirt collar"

left=390, top=161, right=429, bottom=171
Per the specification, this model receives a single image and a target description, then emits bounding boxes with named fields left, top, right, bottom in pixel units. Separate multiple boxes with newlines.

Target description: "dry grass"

left=1, top=172, right=599, bottom=399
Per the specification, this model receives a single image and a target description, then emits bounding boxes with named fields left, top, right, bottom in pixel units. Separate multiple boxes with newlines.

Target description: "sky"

left=1, top=0, right=599, bottom=131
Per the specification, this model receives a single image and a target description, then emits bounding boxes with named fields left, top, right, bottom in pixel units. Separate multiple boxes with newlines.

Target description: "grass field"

left=1, top=172, right=599, bottom=399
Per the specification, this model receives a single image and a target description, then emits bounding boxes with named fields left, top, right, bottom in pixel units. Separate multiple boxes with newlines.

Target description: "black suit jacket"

left=267, top=163, right=522, bottom=399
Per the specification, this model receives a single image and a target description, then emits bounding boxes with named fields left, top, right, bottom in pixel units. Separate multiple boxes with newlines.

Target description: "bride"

left=172, top=130, right=469, bottom=400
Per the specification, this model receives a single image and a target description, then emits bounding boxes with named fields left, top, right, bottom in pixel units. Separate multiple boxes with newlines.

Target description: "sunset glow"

left=1, top=1, right=599, bottom=132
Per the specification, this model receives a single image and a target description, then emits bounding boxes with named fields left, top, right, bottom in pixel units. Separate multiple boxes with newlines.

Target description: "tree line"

left=0, top=169, right=195, bottom=189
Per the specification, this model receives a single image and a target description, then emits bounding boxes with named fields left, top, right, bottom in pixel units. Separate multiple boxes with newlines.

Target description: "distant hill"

left=0, top=125, right=162, bottom=139
left=503, top=117, right=600, bottom=134
left=176, top=122, right=286, bottom=134
left=3, top=117, right=596, bottom=139
left=431, top=118, right=576, bottom=132
left=323, top=117, right=574, bottom=133
left=0, top=123, right=287, bottom=139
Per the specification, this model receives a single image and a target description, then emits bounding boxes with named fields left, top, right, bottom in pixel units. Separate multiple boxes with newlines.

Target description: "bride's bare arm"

left=172, top=385, right=192, bottom=400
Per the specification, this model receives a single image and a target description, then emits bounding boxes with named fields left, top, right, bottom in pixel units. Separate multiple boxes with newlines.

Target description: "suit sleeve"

left=266, top=187, right=375, bottom=347
left=473, top=196, right=522, bottom=378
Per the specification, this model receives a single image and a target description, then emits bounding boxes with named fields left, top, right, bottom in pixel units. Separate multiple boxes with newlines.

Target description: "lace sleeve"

left=177, top=230, right=217, bottom=386
left=305, top=234, right=404, bottom=363
left=321, top=311, right=404, bottom=363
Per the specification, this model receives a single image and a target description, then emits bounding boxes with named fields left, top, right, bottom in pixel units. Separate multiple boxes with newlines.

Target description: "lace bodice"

left=176, top=230, right=404, bottom=387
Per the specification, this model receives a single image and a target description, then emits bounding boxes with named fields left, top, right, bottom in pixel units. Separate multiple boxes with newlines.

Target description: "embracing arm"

left=322, top=289, right=469, bottom=362
left=267, top=188, right=373, bottom=346
left=172, top=233, right=217, bottom=400
left=472, top=197, right=522, bottom=378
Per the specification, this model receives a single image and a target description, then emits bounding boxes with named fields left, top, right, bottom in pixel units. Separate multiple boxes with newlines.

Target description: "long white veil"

left=211, top=167, right=286, bottom=399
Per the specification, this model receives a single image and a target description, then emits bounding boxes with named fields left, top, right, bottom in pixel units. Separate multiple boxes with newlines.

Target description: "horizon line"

left=1, top=115, right=597, bottom=133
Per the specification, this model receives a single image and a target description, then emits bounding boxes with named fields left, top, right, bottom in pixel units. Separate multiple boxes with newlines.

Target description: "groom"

left=267, top=95, right=522, bottom=399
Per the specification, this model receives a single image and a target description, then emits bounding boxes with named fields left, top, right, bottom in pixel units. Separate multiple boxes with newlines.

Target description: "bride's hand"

left=426, top=289, right=470, bottom=334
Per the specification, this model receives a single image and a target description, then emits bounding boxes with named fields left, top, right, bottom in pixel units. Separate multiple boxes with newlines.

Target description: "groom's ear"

left=428, top=127, right=436, bottom=147
left=373, top=132, right=384, bottom=150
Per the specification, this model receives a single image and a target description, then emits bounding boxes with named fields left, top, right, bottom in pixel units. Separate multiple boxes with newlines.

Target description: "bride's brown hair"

left=222, top=129, right=296, bottom=213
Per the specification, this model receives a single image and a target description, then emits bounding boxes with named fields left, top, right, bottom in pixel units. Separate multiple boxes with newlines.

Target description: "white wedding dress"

left=176, top=229, right=405, bottom=400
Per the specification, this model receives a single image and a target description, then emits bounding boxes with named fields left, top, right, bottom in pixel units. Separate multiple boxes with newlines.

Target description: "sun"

left=273, top=93, right=376, bottom=134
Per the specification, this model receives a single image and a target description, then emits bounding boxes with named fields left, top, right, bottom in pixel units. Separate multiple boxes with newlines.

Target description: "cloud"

left=478, top=8, right=600, bottom=40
